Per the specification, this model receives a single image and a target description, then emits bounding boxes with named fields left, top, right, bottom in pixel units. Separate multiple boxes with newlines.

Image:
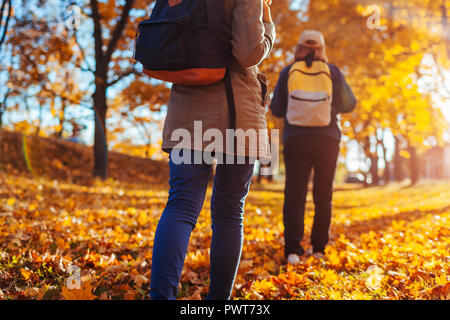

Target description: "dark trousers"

left=150, top=150, right=254, bottom=300
left=283, top=134, right=339, bottom=257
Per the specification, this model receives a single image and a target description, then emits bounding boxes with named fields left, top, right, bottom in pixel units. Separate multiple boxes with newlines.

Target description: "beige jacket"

left=161, top=0, right=276, bottom=159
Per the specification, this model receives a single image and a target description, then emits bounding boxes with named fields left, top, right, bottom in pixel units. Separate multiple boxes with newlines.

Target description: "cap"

left=298, top=30, right=326, bottom=48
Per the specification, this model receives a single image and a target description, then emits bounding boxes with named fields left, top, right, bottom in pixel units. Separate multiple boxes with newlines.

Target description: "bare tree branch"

left=102, top=0, right=135, bottom=70
left=73, top=28, right=95, bottom=72
left=431, top=51, right=450, bottom=98
left=0, top=0, right=12, bottom=51
left=0, top=0, right=6, bottom=28
left=107, top=66, right=137, bottom=87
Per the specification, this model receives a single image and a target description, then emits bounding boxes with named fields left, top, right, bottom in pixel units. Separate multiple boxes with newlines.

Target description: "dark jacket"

left=269, top=62, right=356, bottom=142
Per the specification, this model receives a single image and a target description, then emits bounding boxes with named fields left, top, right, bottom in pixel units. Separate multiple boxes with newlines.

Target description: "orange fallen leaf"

left=21, top=268, right=32, bottom=281
left=132, top=274, right=149, bottom=288
left=61, top=281, right=96, bottom=300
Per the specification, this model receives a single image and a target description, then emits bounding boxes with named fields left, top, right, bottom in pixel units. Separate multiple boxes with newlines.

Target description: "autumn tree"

left=3, top=0, right=448, bottom=184
left=5, top=0, right=169, bottom=178
left=5, top=1, right=83, bottom=136
left=298, top=0, right=449, bottom=185
left=70, top=0, right=170, bottom=178
left=0, top=0, right=12, bottom=127
left=83, top=0, right=137, bottom=178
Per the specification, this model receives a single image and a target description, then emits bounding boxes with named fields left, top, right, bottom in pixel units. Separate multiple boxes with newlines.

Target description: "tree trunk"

left=380, top=139, right=390, bottom=184
left=146, top=130, right=152, bottom=159
left=89, top=0, right=135, bottom=179
left=441, top=2, right=450, bottom=59
left=92, top=82, right=108, bottom=179
left=35, top=104, right=43, bottom=136
left=408, top=144, right=419, bottom=185
left=370, top=153, right=379, bottom=186
left=57, top=98, right=67, bottom=138
left=393, top=136, right=404, bottom=182
left=383, top=162, right=390, bottom=184
left=147, top=143, right=152, bottom=159
left=365, top=137, right=379, bottom=186
left=0, top=103, right=4, bottom=128
left=0, top=88, right=9, bottom=129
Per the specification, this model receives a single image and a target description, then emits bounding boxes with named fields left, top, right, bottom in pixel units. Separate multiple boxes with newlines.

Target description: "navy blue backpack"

left=134, top=0, right=233, bottom=86
left=133, top=0, right=237, bottom=129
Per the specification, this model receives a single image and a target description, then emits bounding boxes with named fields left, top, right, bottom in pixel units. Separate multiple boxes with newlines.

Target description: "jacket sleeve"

left=269, top=66, right=289, bottom=118
left=330, top=65, right=357, bottom=114
left=231, top=0, right=276, bottom=69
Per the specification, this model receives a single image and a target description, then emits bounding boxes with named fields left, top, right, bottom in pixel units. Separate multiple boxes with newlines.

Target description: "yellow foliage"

left=61, top=280, right=96, bottom=300
left=3, top=173, right=449, bottom=300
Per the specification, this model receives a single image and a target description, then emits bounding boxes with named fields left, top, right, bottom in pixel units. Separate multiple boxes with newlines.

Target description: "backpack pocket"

left=134, top=0, right=232, bottom=85
left=286, top=90, right=331, bottom=126
left=135, top=17, right=191, bottom=70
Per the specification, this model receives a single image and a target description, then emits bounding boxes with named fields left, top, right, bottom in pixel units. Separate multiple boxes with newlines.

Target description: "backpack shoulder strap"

left=224, top=69, right=236, bottom=130
left=224, top=0, right=237, bottom=130
left=289, top=61, right=332, bottom=80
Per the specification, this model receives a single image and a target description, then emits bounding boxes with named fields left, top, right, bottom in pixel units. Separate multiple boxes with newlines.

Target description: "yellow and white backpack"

left=287, top=60, right=333, bottom=127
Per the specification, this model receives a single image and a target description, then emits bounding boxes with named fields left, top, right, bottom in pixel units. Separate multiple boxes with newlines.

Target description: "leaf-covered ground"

left=0, top=171, right=449, bottom=300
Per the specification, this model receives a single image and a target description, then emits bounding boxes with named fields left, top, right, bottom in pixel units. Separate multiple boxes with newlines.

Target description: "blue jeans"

left=150, top=150, right=254, bottom=300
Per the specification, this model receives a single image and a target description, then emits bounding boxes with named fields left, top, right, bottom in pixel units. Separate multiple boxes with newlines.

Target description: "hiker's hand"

left=262, top=0, right=273, bottom=24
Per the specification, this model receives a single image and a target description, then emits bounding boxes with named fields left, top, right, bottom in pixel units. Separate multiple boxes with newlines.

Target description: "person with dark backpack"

left=270, top=30, right=356, bottom=265
left=134, top=0, right=275, bottom=300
